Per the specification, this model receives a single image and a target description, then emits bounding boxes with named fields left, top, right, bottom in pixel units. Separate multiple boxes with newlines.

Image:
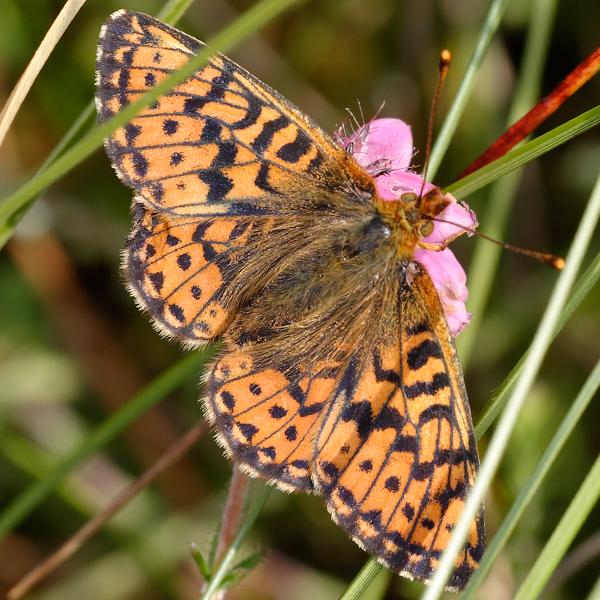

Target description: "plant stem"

left=214, top=468, right=251, bottom=568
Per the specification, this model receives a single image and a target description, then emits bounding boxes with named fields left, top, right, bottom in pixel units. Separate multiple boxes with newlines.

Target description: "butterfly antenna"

left=420, top=49, right=452, bottom=198
left=432, top=217, right=565, bottom=270
left=473, top=229, right=565, bottom=269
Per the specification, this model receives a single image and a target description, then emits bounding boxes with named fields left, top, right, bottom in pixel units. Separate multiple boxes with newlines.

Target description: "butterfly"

left=96, top=10, right=485, bottom=590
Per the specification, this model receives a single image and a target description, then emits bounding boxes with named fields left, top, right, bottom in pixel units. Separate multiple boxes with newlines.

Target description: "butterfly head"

left=372, top=184, right=454, bottom=251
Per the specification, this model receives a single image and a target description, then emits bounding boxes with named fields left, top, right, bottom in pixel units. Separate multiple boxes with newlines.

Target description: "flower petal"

left=378, top=170, right=435, bottom=201
left=414, top=247, right=472, bottom=337
left=343, top=118, right=414, bottom=172
left=340, top=117, right=476, bottom=337
left=423, top=197, right=478, bottom=245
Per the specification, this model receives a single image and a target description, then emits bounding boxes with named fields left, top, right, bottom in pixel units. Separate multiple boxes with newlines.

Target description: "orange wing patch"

left=206, top=351, right=337, bottom=491
left=96, top=10, right=372, bottom=219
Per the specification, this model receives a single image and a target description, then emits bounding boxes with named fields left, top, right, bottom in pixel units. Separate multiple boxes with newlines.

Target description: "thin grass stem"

left=426, top=0, right=510, bottom=180
left=200, top=485, right=272, bottom=600
left=0, top=351, right=211, bottom=543
left=456, top=0, right=559, bottom=368
left=512, top=452, right=600, bottom=600
left=462, top=358, right=600, bottom=598
left=7, top=422, right=208, bottom=600
left=0, top=0, right=87, bottom=150
left=421, top=156, right=600, bottom=599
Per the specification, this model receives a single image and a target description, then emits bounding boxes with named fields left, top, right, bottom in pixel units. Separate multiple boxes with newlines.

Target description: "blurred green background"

left=0, top=0, right=599, bottom=598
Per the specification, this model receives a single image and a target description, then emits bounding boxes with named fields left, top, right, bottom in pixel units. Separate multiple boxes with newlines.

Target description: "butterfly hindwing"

left=205, top=350, right=339, bottom=491
left=313, top=264, right=485, bottom=590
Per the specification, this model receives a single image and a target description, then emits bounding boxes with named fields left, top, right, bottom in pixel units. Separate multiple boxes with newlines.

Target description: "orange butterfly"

left=96, top=11, right=485, bottom=590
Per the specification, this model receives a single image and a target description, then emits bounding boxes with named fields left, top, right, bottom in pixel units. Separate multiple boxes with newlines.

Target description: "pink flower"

left=340, top=118, right=477, bottom=336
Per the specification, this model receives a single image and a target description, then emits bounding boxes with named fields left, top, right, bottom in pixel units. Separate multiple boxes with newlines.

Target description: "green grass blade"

left=0, top=101, right=96, bottom=249
left=462, top=357, right=600, bottom=598
left=0, top=0, right=197, bottom=250
left=158, top=0, right=198, bottom=23
left=0, top=0, right=87, bottom=149
left=0, top=351, right=210, bottom=543
left=512, top=452, right=600, bottom=600
left=337, top=557, right=383, bottom=600
left=455, top=0, right=559, bottom=368
left=426, top=0, right=510, bottom=180
left=445, top=104, right=600, bottom=200
left=0, top=0, right=305, bottom=228
left=586, top=573, right=600, bottom=600
left=474, top=248, right=600, bottom=438
left=421, top=160, right=600, bottom=599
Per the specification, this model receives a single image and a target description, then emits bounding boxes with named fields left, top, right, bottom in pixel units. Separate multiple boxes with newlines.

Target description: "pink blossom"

left=340, top=118, right=477, bottom=336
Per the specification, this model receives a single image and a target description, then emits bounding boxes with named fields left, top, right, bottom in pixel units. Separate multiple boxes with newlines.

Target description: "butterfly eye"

left=420, top=221, right=434, bottom=238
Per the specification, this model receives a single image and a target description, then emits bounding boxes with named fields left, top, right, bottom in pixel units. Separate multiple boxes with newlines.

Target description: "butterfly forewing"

left=96, top=10, right=373, bottom=219
left=97, top=10, right=485, bottom=590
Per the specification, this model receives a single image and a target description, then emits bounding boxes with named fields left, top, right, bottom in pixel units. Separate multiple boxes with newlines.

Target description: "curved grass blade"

left=426, top=0, right=511, bottom=179
left=462, top=358, right=600, bottom=598
left=421, top=161, right=600, bottom=599
left=445, top=104, right=600, bottom=201
left=512, top=452, right=600, bottom=600
left=0, top=0, right=305, bottom=228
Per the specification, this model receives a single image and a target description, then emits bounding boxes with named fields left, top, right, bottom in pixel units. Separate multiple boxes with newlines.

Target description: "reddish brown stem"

left=213, top=468, right=251, bottom=568
left=459, top=45, right=600, bottom=179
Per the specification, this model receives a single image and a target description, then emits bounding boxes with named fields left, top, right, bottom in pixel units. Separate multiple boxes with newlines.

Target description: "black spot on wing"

left=252, top=116, right=289, bottom=154
left=407, top=339, right=443, bottom=371
left=131, top=151, right=148, bottom=177
left=220, top=391, right=235, bottom=411
left=402, top=503, right=415, bottom=521
left=124, top=124, right=141, bottom=145
left=163, top=118, right=179, bottom=135
left=418, top=403, right=453, bottom=424
left=254, top=162, right=278, bottom=194
left=373, top=349, right=400, bottom=384
left=384, top=476, right=400, bottom=492
left=276, top=129, right=312, bottom=163
left=191, top=221, right=213, bottom=242
left=168, top=303, right=185, bottom=323
left=177, top=253, right=191, bottom=270
left=230, top=95, right=262, bottom=130
left=404, top=372, right=451, bottom=399
left=198, top=170, right=234, bottom=202
left=148, top=271, right=164, bottom=292
left=238, top=422, right=259, bottom=441
left=212, top=141, right=238, bottom=168
left=406, top=321, right=431, bottom=336
left=201, top=118, right=222, bottom=142
left=269, top=405, right=287, bottom=419
left=341, top=400, right=373, bottom=439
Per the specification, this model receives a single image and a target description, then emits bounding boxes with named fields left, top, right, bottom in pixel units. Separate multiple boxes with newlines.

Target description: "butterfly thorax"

left=372, top=186, right=450, bottom=261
